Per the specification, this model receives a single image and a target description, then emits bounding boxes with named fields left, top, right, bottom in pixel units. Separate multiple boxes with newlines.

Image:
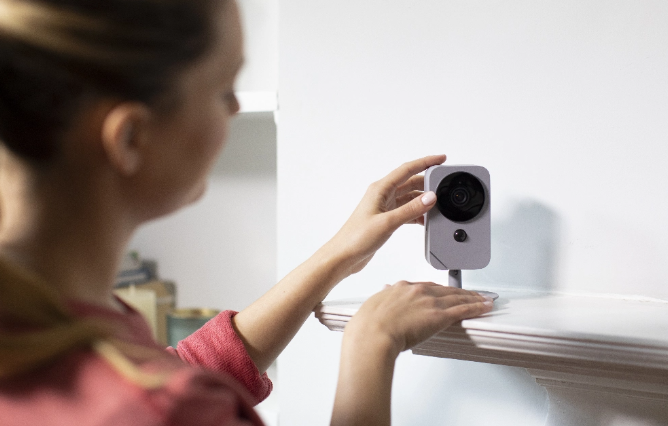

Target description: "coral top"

left=0, top=300, right=272, bottom=426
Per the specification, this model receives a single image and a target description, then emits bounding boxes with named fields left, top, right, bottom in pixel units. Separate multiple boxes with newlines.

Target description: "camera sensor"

left=453, top=229, right=467, bottom=242
left=436, top=172, right=486, bottom=222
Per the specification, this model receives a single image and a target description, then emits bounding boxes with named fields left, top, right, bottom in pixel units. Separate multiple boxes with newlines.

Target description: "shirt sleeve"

left=160, top=367, right=266, bottom=426
left=166, top=310, right=273, bottom=405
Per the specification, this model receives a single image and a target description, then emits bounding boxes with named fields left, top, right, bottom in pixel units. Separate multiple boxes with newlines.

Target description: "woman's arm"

left=232, top=155, right=447, bottom=373
left=331, top=282, right=494, bottom=426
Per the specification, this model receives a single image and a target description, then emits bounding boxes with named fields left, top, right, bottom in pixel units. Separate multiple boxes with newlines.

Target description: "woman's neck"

left=0, top=151, right=136, bottom=311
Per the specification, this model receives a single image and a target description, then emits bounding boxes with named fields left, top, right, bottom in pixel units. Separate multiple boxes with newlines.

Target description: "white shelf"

left=236, top=91, right=278, bottom=113
left=314, top=291, right=668, bottom=426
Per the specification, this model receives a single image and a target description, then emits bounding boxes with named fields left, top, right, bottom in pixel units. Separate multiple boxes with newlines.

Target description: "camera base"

left=448, top=269, right=499, bottom=300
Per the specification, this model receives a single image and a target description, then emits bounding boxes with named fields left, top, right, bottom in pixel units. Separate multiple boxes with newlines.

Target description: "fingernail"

left=483, top=295, right=494, bottom=302
left=421, top=191, right=436, bottom=205
left=483, top=300, right=494, bottom=307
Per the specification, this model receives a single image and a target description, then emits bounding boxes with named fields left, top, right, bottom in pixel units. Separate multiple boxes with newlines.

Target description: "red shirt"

left=0, top=301, right=272, bottom=426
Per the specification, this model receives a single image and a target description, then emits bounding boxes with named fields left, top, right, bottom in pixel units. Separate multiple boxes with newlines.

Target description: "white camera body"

left=424, top=165, right=491, bottom=270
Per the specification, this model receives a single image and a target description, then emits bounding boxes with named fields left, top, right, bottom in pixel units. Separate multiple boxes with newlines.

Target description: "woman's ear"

left=101, top=103, right=151, bottom=176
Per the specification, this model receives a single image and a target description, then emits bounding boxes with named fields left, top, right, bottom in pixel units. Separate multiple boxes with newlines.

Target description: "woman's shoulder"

left=0, top=346, right=264, bottom=426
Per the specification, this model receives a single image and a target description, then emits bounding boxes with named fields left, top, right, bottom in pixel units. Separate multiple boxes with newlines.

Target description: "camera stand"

left=448, top=269, right=463, bottom=288
left=448, top=270, right=499, bottom=300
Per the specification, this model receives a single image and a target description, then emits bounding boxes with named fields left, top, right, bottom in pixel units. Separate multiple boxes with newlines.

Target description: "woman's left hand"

left=323, top=154, right=445, bottom=276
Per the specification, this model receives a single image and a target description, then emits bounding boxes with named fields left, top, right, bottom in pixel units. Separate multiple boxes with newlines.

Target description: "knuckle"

left=367, top=180, right=381, bottom=193
left=463, top=303, right=483, bottom=318
left=462, top=303, right=476, bottom=314
left=401, top=162, right=413, bottom=176
left=410, top=283, right=428, bottom=295
left=449, top=303, right=472, bottom=317
left=376, top=213, right=395, bottom=232
left=425, top=296, right=439, bottom=310
left=407, top=198, right=422, bottom=215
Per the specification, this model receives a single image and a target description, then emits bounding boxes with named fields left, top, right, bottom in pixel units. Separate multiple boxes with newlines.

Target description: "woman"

left=0, top=0, right=494, bottom=424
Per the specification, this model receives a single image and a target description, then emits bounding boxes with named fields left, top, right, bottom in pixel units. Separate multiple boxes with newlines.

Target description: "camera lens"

left=450, top=188, right=469, bottom=206
left=453, top=229, right=467, bottom=242
left=435, top=172, right=486, bottom=222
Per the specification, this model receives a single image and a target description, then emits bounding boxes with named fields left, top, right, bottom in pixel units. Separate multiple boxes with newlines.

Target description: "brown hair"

left=0, top=0, right=218, bottom=162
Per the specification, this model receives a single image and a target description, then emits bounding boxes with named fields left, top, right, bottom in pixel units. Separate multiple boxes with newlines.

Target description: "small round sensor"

left=453, top=229, right=467, bottom=242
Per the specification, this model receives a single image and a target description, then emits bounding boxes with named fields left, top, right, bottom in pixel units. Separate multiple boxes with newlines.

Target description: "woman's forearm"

left=232, top=243, right=351, bottom=373
left=331, top=328, right=399, bottom=426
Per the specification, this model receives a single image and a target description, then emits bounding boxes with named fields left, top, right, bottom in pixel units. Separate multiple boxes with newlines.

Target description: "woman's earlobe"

left=101, top=103, right=149, bottom=176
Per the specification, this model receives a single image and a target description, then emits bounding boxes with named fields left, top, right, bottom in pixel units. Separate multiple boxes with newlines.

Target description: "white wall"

left=129, top=112, right=276, bottom=311
left=235, top=0, right=278, bottom=93
left=278, top=1, right=668, bottom=425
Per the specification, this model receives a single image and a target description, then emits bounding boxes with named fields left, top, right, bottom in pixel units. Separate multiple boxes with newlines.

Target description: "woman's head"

left=0, top=0, right=243, bottom=218
left=0, top=1, right=243, bottom=378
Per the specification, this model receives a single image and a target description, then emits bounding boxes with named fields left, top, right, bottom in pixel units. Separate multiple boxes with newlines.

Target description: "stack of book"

left=113, top=251, right=176, bottom=346
left=115, top=251, right=156, bottom=288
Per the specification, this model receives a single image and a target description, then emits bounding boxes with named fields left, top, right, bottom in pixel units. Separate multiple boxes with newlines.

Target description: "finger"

left=384, top=190, right=437, bottom=229
left=395, top=175, right=425, bottom=198
left=400, top=282, right=487, bottom=301
left=409, top=281, right=482, bottom=294
left=395, top=191, right=423, bottom=209
left=443, top=301, right=494, bottom=322
left=414, top=284, right=489, bottom=301
left=395, top=191, right=428, bottom=225
left=412, top=284, right=486, bottom=299
left=437, top=294, right=489, bottom=308
left=404, top=281, right=443, bottom=286
left=382, top=155, right=446, bottom=190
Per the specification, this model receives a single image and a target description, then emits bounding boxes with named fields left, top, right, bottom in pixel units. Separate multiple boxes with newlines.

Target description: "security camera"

left=424, top=165, right=491, bottom=272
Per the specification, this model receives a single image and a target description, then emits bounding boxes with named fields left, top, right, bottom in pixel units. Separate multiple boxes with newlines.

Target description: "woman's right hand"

left=345, top=282, right=494, bottom=357
left=331, top=282, right=493, bottom=426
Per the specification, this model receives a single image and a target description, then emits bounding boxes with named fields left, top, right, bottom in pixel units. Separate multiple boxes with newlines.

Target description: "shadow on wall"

left=212, top=111, right=277, bottom=178
left=468, top=199, right=560, bottom=291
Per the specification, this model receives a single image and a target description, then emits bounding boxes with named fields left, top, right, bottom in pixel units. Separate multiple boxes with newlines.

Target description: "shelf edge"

left=236, top=91, right=278, bottom=113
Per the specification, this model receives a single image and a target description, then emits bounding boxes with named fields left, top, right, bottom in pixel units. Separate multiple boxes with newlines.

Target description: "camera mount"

left=449, top=269, right=499, bottom=300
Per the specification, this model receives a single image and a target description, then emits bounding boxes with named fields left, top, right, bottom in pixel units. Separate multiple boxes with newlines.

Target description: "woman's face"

left=136, top=0, right=244, bottom=219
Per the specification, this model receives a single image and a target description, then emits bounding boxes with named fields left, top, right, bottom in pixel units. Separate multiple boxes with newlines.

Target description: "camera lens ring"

left=435, top=172, right=486, bottom=222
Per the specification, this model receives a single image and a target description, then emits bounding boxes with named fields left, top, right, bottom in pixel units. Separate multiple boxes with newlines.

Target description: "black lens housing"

left=436, top=172, right=486, bottom=222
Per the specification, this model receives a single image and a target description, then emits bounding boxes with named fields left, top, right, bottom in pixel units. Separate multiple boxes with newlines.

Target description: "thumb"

left=386, top=191, right=437, bottom=227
